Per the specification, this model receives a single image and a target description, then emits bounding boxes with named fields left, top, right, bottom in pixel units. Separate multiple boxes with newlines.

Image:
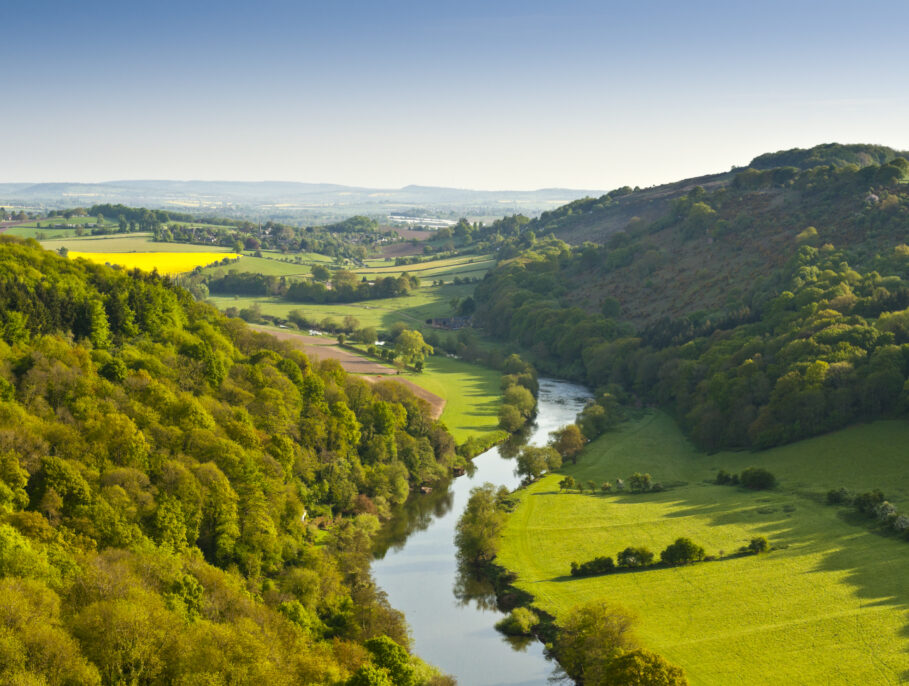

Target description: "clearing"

left=497, top=411, right=909, bottom=684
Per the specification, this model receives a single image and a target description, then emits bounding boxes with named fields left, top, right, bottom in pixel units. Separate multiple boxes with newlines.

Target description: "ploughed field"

left=497, top=412, right=909, bottom=684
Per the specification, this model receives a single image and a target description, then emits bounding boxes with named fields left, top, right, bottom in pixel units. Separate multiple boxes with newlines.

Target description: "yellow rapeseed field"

left=69, top=252, right=241, bottom=275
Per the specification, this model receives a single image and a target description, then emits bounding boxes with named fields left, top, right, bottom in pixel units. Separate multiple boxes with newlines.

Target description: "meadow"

left=208, top=281, right=476, bottom=332
left=42, top=234, right=234, bottom=253
left=401, top=355, right=503, bottom=443
left=497, top=412, right=909, bottom=684
left=69, top=251, right=241, bottom=275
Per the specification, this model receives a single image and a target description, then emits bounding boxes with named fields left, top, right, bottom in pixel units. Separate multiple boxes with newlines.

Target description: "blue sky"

left=4, top=0, right=909, bottom=189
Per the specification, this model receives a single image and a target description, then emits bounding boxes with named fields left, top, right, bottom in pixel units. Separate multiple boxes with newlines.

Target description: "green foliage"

left=552, top=601, right=639, bottom=684
left=659, top=537, right=706, bottom=566
left=455, top=483, right=507, bottom=564
left=0, top=238, right=455, bottom=684
left=515, top=445, right=562, bottom=482
left=603, top=649, right=689, bottom=685
left=739, top=467, right=776, bottom=490
left=616, top=546, right=654, bottom=569
left=495, top=606, right=539, bottom=636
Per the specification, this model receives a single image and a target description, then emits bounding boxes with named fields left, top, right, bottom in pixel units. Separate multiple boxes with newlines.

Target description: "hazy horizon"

left=5, top=0, right=909, bottom=191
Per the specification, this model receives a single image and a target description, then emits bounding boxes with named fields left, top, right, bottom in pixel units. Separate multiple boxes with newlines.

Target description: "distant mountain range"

left=0, top=180, right=605, bottom=224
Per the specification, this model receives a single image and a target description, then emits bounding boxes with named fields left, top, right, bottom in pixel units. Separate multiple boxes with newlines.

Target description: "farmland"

left=497, top=412, right=909, bottom=684
left=208, top=282, right=476, bottom=333
left=69, top=251, right=240, bottom=275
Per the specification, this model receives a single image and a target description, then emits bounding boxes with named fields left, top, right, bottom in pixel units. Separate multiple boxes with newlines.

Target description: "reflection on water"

left=371, top=378, right=592, bottom=686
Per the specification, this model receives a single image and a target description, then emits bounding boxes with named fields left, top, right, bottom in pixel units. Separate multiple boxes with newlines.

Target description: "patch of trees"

left=494, top=607, right=540, bottom=636
left=473, top=160, right=909, bottom=452
left=455, top=483, right=511, bottom=565
left=551, top=601, right=688, bottom=685
left=0, top=236, right=459, bottom=684
left=827, top=487, right=909, bottom=535
left=715, top=467, right=776, bottom=490
left=559, top=471, right=664, bottom=494
left=570, top=535, right=770, bottom=578
left=498, top=354, right=539, bottom=433
left=206, top=270, right=420, bottom=304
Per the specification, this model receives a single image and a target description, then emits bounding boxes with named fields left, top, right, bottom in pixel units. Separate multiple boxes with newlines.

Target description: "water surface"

left=372, top=378, right=592, bottom=685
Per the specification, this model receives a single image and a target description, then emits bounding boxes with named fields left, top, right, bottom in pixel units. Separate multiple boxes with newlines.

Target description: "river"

left=372, top=378, right=593, bottom=685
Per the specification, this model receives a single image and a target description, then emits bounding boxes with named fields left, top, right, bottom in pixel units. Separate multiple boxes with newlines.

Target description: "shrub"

left=826, top=487, right=851, bottom=505
left=495, top=607, right=539, bottom=636
left=747, top=536, right=770, bottom=554
left=715, top=469, right=738, bottom=485
left=617, top=547, right=653, bottom=569
left=570, top=556, right=615, bottom=578
left=659, top=538, right=705, bottom=566
left=739, top=467, right=776, bottom=490
left=854, top=490, right=885, bottom=516
left=628, top=472, right=652, bottom=493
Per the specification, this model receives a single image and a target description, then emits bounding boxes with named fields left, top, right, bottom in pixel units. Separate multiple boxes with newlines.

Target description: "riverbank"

left=494, top=411, right=909, bottom=684
left=371, top=378, right=592, bottom=685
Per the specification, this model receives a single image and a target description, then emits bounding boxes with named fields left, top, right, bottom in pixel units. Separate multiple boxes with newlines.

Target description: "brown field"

left=379, top=241, right=425, bottom=258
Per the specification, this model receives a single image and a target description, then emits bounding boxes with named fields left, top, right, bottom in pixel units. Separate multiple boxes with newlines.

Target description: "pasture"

left=402, top=356, right=503, bottom=443
left=69, top=251, right=241, bottom=275
left=207, top=282, right=476, bottom=333
left=497, top=412, right=909, bottom=684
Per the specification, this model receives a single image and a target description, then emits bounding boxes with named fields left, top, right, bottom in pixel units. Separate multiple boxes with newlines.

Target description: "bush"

left=747, top=536, right=770, bottom=554
left=628, top=472, right=652, bottom=493
left=494, top=607, right=539, bottom=636
left=570, top=556, right=615, bottom=578
left=854, top=490, right=885, bottom=516
left=659, top=538, right=705, bottom=566
left=715, top=469, right=738, bottom=485
left=826, top=487, right=851, bottom=505
left=616, top=546, right=653, bottom=569
left=739, top=467, right=776, bottom=490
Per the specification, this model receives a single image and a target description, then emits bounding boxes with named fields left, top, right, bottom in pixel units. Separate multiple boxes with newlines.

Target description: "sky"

left=4, top=0, right=909, bottom=190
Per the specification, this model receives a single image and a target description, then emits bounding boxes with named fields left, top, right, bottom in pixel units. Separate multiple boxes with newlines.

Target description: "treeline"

left=0, top=237, right=456, bottom=684
left=474, top=159, right=909, bottom=450
left=204, top=270, right=420, bottom=303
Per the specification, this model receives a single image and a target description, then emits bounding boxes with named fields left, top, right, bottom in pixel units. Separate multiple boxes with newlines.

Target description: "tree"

left=659, top=538, right=705, bottom=566
left=748, top=536, right=770, bottom=554
left=617, top=547, right=653, bottom=568
left=559, top=476, right=576, bottom=492
left=311, top=264, right=331, bottom=282
left=604, top=649, right=689, bottom=685
left=739, top=467, right=776, bottom=490
left=455, top=483, right=506, bottom=564
left=553, top=601, right=639, bottom=684
left=515, top=446, right=562, bottom=482
left=551, top=424, right=586, bottom=463
left=394, top=329, right=432, bottom=366
left=628, top=472, right=653, bottom=493
left=364, top=636, right=415, bottom=686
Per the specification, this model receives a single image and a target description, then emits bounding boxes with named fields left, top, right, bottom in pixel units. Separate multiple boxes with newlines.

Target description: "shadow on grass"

left=547, top=448, right=909, bottom=675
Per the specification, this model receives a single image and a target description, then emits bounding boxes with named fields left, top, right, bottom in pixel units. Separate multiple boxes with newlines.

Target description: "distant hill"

left=0, top=179, right=603, bottom=224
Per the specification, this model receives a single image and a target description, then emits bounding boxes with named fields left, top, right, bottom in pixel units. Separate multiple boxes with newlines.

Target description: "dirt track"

left=251, top=326, right=445, bottom=419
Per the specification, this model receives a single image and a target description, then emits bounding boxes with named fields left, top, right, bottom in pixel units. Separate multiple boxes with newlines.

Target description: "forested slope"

left=0, top=237, right=456, bottom=684
left=474, top=149, right=909, bottom=451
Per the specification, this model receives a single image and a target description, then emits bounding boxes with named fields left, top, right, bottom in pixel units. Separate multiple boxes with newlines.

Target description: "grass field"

left=497, top=412, right=909, bottom=684
left=70, top=251, right=241, bottom=275
left=401, top=356, right=503, bottom=443
left=353, top=255, right=494, bottom=282
left=208, top=282, right=475, bottom=333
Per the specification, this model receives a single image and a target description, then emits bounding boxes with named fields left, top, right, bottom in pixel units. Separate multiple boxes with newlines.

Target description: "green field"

left=402, top=356, right=503, bottom=443
left=497, top=412, right=909, bottom=684
left=354, top=255, right=494, bottom=282
left=208, top=282, right=475, bottom=332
